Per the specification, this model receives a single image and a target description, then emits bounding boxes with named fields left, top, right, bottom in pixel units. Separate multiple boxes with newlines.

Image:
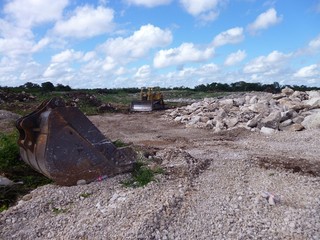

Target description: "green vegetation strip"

left=0, top=131, right=52, bottom=212
left=121, top=161, right=164, bottom=188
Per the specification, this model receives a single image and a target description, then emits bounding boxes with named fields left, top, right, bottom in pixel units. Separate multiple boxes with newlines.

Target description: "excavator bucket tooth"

left=16, top=97, right=136, bottom=186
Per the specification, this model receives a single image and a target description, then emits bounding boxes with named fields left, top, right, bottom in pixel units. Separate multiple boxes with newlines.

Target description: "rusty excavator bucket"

left=16, top=98, right=136, bottom=186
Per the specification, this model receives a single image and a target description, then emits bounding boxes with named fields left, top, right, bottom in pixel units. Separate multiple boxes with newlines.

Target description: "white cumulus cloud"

left=135, top=65, right=152, bottom=78
left=153, top=43, right=214, bottom=68
left=53, top=5, right=114, bottom=38
left=134, top=65, right=155, bottom=85
left=212, top=27, right=244, bottom=47
left=102, top=57, right=116, bottom=71
left=224, top=50, right=246, bottom=66
left=163, top=63, right=220, bottom=87
left=295, top=34, right=320, bottom=56
left=51, top=49, right=83, bottom=63
left=247, top=8, right=282, bottom=34
left=0, top=19, right=36, bottom=57
left=125, top=0, right=172, bottom=7
left=0, top=19, right=33, bottom=39
left=180, top=0, right=222, bottom=22
left=294, top=64, right=319, bottom=78
left=43, top=49, right=92, bottom=81
left=80, top=56, right=117, bottom=74
left=100, top=24, right=172, bottom=62
left=180, top=0, right=219, bottom=16
left=195, top=63, right=219, bottom=76
left=18, top=61, right=42, bottom=82
left=309, top=34, right=320, bottom=50
left=243, top=50, right=291, bottom=74
left=43, top=62, right=72, bottom=78
left=199, top=11, right=220, bottom=22
left=32, top=38, right=51, bottom=53
left=4, top=0, right=68, bottom=28
left=82, top=52, right=96, bottom=62
left=0, top=37, right=33, bottom=57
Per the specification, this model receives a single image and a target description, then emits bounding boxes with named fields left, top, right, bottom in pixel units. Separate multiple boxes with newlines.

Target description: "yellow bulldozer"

left=130, top=87, right=165, bottom=112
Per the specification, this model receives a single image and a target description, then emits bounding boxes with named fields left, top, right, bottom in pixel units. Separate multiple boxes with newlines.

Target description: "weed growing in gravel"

left=79, top=193, right=92, bottom=198
left=121, top=161, right=164, bottom=188
left=121, top=163, right=154, bottom=187
left=112, top=139, right=129, bottom=148
left=52, top=207, right=68, bottom=214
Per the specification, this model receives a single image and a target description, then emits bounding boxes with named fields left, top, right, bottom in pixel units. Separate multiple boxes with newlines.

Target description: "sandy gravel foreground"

left=1, top=112, right=320, bottom=239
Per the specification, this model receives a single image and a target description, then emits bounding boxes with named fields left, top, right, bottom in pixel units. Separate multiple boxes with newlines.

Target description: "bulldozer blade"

left=130, top=101, right=153, bottom=112
left=16, top=97, right=136, bottom=186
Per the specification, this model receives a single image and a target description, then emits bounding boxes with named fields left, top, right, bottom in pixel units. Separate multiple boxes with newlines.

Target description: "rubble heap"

left=64, top=92, right=117, bottom=113
left=166, top=87, right=320, bottom=134
left=0, top=90, right=36, bottom=103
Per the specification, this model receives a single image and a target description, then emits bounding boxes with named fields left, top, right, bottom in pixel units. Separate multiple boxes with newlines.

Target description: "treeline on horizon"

left=1, top=81, right=320, bottom=94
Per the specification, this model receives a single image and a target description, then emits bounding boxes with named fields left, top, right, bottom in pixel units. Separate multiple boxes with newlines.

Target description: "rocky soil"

left=166, top=87, right=320, bottom=134
left=1, top=90, right=320, bottom=239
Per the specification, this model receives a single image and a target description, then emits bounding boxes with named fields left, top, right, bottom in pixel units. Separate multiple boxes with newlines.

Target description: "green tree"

left=55, top=84, right=72, bottom=92
left=22, top=82, right=41, bottom=90
left=41, top=82, right=55, bottom=92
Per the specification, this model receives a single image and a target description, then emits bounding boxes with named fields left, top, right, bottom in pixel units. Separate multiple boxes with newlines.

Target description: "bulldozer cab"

left=140, top=87, right=162, bottom=101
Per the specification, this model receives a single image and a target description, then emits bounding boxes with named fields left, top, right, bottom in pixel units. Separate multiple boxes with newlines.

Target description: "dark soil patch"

left=253, top=155, right=320, bottom=177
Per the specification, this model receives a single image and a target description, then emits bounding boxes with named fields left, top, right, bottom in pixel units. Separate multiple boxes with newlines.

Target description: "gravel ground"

left=1, top=111, right=320, bottom=239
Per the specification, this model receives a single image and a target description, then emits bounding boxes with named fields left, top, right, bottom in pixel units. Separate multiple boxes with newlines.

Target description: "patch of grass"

left=121, top=161, right=164, bottom=188
left=78, top=103, right=99, bottom=115
left=0, top=131, right=52, bottom=212
left=112, top=139, right=129, bottom=148
left=0, top=132, right=20, bottom=171
left=79, top=193, right=92, bottom=198
left=0, top=204, right=8, bottom=212
left=131, top=162, right=155, bottom=187
left=52, top=207, right=68, bottom=214
left=96, top=92, right=134, bottom=105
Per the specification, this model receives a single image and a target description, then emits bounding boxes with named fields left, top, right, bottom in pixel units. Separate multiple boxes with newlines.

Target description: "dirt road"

left=1, top=111, right=320, bottom=239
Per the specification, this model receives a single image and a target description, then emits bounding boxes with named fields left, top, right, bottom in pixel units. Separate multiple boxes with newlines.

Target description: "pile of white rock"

left=166, top=87, right=320, bottom=134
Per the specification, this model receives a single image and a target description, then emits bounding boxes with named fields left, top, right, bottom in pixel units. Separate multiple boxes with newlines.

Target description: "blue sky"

left=0, top=0, right=320, bottom=89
